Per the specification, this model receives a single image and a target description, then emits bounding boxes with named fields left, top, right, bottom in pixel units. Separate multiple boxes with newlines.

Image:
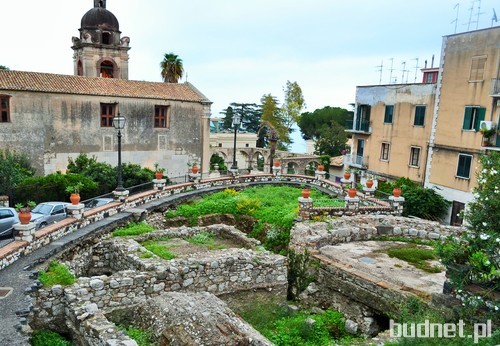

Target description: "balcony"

left=344, top=153, right=369, bottom=168
left=345, top=120, right=371, bottom=134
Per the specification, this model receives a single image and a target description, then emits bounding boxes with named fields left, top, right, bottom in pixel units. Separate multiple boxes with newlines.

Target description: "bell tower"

left=71, top=0, right=131, bottom=79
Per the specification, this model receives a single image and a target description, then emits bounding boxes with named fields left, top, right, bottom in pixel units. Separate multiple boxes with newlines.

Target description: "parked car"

left=0, top=207, right=20, bottom=238
left=84, top=198, right=114, bottom=211
left=30, top=202, right=70, bottom=229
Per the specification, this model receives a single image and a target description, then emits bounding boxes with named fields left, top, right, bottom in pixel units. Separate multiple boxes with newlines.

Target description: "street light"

left=113, top=113, right=127, bottom=192
left=230, top=112, right=241, bottom=171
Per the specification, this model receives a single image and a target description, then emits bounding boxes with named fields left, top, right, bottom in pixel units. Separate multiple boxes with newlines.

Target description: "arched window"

left=100, top=61, right=114, bottom=78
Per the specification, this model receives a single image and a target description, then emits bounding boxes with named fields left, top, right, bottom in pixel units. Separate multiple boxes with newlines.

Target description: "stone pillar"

left=345, top=196, right=359, bottom=214
left=298, top=196, right=313, bottom=220
left=189, top=172, right=201, bottom=182
left=340, top=178, right=352, bottom=196
left=113, top=189, right=129, bottom=203
left=0, top=196, right=9, bottom=207
left=389, top=196, right=405, bottom=215
left=67, top=203, right=85, bottom=220
left=363, top=187, right=376, bottom=198
left=315, top=170, right=326, bottom=180
left=153, top=178, right=167, bottom=190
left=14, top=223, right=36, bottom=242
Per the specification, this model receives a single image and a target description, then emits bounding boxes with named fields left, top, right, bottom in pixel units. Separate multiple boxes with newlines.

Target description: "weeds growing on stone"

left=31, top=329, right=72, bottom=346
left=384, top=245, right=442, bottom=273
left=142, top=242, right=176, bottom=260
left=112, top=222, right=154, bottom=237
left=38, top=261, right=76, bottom=287
left=187, top=231, right=225, bottom=250
left=119, top=325, right=157, bottom=346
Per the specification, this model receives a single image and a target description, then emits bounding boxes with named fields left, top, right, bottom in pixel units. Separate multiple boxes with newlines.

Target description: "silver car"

left=0, top=207, right=20, bottom=238
left=30, top=202, right=69, bottom=229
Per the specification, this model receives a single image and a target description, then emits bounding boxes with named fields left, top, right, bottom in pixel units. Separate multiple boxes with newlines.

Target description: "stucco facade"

left=425, top=27, right=500, bottom=224
left=348, top=83, right=436, bottom=184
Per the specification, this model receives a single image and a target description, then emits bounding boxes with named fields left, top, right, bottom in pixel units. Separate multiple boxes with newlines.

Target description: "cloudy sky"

left=2, top=0, right=498, bottom=151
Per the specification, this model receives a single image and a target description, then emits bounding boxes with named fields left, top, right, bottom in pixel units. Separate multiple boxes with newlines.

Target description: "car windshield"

left=31, top=204, right=52, bottom=215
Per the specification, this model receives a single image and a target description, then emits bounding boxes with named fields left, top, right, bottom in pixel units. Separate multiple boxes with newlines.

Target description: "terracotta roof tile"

left=0, top=70, right=210, bottom=103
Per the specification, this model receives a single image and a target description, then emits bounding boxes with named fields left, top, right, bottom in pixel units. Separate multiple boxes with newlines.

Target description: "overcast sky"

left=2, top=0, right=498, bottom=152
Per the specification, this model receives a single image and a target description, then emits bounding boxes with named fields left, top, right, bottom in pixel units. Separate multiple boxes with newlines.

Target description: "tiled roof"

left=0, top=70, right=210, bottom=103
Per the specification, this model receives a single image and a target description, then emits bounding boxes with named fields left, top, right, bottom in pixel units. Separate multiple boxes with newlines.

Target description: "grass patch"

left=165, top=185, right=337, bottom=253
left=38, top=261, right=76, bottom=287
left=236, top=300, right=353, bottom=346
left=384, top=244, right=442, bottom=273
left=112, top=222, right=154, bottom=237
left=142, top=242, right=176, bottom=260
left=375, top=235, right=436, bottom=246
left=187, top=231, right=225, bottom=250
left=119, top=325, right=157, bottom=346
left=31, top=330, right=72, bottom=346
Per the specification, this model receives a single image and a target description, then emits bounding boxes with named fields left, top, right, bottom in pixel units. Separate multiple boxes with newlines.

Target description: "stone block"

left=376, top=225, right=393, bottom=235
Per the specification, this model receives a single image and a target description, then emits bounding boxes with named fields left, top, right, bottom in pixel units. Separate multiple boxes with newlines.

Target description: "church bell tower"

left=71, top=0, right=131, bottom=79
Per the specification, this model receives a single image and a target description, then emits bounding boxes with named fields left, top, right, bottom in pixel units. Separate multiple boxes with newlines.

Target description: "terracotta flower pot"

left=191, top=165, right=199, bottom=174
left=393, top=187, right=402, bottom=197
left=366, top=179, right=374, bottom=188
left=317, top=165, right=324, bottom=171
left=155, top=171, right=163, bottom=179
left=18, top=211, right=31, bottom=225
left=344, top=172, right=351, bottom=180
left=348, top=188, right=357, bottom=198
left=301, top=189, right=311, bottom=199
left=274, top=161, right=280, bottom=167
left=70, top=193, right=81, bottom=205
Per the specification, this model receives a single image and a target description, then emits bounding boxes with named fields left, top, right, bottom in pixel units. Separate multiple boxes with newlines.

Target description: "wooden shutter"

left=462, top=107, right=473, bottom=130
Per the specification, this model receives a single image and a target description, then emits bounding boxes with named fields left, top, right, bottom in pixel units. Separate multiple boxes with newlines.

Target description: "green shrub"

left=112, top=222, right=154, bottom=237
left=119, top=325, right=157, bottom=346
left=31, top=329, right=72, bottom=346
left=38, top=261, right=76, bottom=287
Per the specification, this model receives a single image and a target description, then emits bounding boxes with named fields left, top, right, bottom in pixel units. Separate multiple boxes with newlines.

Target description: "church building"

left=0, top=0, right=212, bottom=178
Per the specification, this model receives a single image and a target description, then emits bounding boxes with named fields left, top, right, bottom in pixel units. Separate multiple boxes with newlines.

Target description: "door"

left=450, top=201, right=464, bottom=226
left=356, top=139, right=365, bottom=165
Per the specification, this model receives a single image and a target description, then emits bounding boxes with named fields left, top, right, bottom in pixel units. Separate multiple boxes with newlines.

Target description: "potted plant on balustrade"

left=15, top=201, right=36, bottom=225
left=479, top=127, right=497, bottom=147
left=343, top=168, right=351, bottom=180
left=65, top=182, right=84, bottom=205
left=365, top=174, right=374, bottom=188
left=154, top=163, right=165, bottom=179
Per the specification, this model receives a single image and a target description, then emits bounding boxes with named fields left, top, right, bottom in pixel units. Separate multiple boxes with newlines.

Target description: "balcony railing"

left=490, top=78, right=500, bottom=96
left=344, top=153, right=369, bottom=168
left=345, top=120, right=371, bottom=133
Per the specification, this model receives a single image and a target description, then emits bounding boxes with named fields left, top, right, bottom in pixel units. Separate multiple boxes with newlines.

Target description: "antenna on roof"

left=451, top=3, right=460, bottom=33
left=375, top=60, right=383, bottom=85
left=475, top=0, right=484, bottom=29
left=466, top=0, right=483, bottom=31
left=401, top=61, right=407, bottom=84
left=412, top=58, right=419, bottom=83
left=388, top=58, right=394, bottom=84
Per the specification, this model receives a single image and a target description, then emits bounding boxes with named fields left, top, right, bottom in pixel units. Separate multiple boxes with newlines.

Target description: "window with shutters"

left=409, top=146, right=421, bottom=167
left=414, top=105, right=426, bottom=126
left=100, top=104, right=115, bottom=127
left=154, top=106, right=169, bottom=128
left=380, top=142, right=390, bottom=161
left=456, top=154, right=472, bottom=179
left=384, top=105, right=394, bottom=124
left=462, top=106, right=485, bottom=131
left=469, top=55, right=486, bottom=81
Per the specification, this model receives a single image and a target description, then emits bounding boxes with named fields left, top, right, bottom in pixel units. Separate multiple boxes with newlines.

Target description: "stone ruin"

left=27, top=223, right=287, bottom=345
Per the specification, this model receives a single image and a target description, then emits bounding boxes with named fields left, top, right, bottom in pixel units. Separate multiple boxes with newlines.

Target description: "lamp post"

left=230, top=113, right=241, bottom=171
left=113, top=113, right=127, bottom=192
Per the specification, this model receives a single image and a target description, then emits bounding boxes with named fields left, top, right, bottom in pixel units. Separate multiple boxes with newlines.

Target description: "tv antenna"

left=401, top=61, right=408, bottom=84
left=388, top=58, right=394, bottom=84
left=451, top=3, right=460, bottom=33
left=412, top=58, right=419, bottom=83
left=467, top=0, right=483, bottom=31
left=375, top=60, right=383, bottom=85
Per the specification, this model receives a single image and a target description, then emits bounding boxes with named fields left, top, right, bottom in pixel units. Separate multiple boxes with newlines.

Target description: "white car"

left=30, top=202, right=70, bottom=229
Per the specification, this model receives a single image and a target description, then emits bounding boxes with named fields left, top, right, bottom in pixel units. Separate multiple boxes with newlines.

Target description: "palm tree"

left=160, top=53, right=184, bottom=83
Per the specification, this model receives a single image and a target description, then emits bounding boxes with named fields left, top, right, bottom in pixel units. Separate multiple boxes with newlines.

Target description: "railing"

left=345, top=120, right=371, bottom=133
left=344, top=154, right=369, bottom=168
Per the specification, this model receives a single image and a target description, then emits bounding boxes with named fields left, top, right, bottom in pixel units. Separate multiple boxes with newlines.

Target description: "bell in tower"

left=71, top=0, right=131, bottom=79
